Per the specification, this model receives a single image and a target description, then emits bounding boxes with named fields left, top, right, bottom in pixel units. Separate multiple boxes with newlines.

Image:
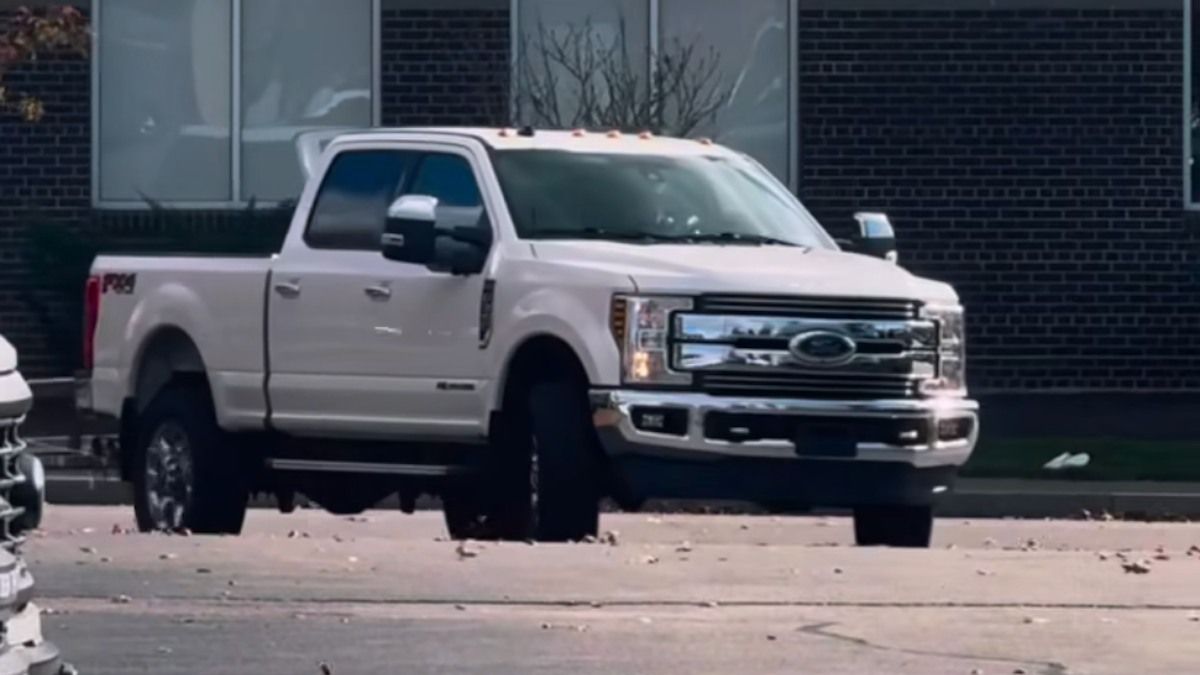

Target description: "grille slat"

left=699, top=373, right=917, bottom=400
left=696, top=295, right=921, bottom=320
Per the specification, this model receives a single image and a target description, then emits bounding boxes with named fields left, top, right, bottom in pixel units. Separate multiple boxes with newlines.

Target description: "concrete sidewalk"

left=41, top=470, right=1200, bottom=520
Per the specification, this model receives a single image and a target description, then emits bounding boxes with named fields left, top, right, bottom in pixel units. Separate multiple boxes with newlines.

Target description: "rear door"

left=267, top=146, right=417, bottom=437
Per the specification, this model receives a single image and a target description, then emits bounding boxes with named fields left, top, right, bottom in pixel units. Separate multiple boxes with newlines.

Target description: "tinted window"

left=305, top=150, right=413, bottom=250
left=409, top=154, right=483, bottom=208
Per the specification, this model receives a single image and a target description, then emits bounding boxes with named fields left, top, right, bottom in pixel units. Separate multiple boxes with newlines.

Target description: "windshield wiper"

left=528, top=228, right=681, bottom=243
left=680, top=232, right=803, bottom=247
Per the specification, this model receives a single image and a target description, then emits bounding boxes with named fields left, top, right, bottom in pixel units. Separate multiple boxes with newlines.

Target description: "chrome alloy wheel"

left=144, top=422, right=194, bottom=530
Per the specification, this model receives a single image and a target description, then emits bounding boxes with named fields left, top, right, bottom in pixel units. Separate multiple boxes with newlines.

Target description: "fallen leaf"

left=79, top=547, right=97, bottom=555
left=675, top=541, right=693, bottom=553
left=159, top=553, right=177, bottom=561
left=1122, top=560, right=1152, bottom=575
left=455, top=604, right=467, bottom=611
left=766, top=634, right=777, bottom=641
left=112, top=594, right=131, bottom=605
left=600, top=530, right=620, bottom=546
left=702, top=601, right=720, bottom=608
left=111, top=524, right=124, bottom=535
left=642, top=555, right=660, bottom=565
left=1023, top=617, right=1048, bottom=625
left=318, top=662, right=333, bottom=675
left=100, top=556, right=112, bottom=563
left=196, top=568, right=212, bottom=574
left=456, top=542, right=479, bottom=560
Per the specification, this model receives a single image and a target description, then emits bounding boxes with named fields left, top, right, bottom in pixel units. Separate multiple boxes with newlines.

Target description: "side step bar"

left=264, top=458, right=473, bottom=477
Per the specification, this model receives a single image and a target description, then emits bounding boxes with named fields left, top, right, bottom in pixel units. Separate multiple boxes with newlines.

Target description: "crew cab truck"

left=79, top=128, right=978, bottom=547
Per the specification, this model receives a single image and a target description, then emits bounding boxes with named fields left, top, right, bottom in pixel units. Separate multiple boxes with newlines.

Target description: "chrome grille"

left=674, top=296, right=934, bottom=400
left=695, top=295, right=922, bottom=320
left=0, top=418, right=28, bottom=551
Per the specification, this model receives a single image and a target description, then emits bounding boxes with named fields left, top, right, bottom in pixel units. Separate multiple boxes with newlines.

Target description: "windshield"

left=492, top=150, right=836, bottom=249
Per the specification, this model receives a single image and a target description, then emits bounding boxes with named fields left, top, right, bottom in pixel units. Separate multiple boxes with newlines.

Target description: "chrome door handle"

left=364, top=285, right=392, bottom=300
left=273, top=281, right=301, bottom=298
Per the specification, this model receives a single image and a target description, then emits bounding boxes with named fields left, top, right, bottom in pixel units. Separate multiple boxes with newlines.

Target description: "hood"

left=532, top=242, right=958, bottom=303
left=0, top=335, right=15, bottom=376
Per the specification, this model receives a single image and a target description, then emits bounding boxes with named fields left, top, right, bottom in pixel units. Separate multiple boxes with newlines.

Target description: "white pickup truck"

left=80, top=128, right=978, bottom=547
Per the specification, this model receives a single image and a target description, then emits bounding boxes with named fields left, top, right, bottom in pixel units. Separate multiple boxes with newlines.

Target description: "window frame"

left=1186, top=0, right=1196, bottom=209
left=91, top=0, right=382, bottom=210
left=509, top=0, right=799, bottom=193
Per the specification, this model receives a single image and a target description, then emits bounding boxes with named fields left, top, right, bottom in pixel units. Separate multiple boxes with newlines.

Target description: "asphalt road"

left=21, top=506, right=1200, bottom=675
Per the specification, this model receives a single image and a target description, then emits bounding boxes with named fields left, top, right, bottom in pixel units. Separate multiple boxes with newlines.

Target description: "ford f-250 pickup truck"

left=79, top=127, right=978, bottom=547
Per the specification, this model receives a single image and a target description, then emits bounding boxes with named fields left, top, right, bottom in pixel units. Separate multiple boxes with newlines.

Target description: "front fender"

left=488, top=287, right=623, bottom=413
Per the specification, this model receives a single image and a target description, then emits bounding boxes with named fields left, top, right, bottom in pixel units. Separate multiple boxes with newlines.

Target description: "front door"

left=361, top=149, right=494, bottom=437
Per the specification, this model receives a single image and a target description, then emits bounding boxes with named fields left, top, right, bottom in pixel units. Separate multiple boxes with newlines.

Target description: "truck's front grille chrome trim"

left=0, top=416, right=27, bottom=552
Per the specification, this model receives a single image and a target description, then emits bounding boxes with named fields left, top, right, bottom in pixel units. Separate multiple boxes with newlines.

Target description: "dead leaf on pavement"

left=1122, top=560, right=1152, bottom=575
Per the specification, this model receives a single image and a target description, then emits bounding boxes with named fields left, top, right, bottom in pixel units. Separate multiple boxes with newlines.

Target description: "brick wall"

left=380, top=6, right=510, bottom=126
left=796, top=6, right=1194, bottom=392
left=0, top=8, right=91, bottom=376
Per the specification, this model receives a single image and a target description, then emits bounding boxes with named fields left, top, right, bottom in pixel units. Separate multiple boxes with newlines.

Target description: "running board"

left=264, top=458, right=472, bottom=477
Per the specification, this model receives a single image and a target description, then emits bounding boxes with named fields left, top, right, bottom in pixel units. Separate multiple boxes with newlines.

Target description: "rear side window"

left=305, top=150, right=414, bottom=250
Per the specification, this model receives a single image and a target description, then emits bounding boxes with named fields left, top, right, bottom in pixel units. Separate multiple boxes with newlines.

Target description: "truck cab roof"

left=331, top=127, right=739, bottom=157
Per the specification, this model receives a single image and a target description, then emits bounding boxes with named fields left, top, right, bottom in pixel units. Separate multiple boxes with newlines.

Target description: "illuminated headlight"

left=921, top=304, right=967, bottom=397
left=610, top=295, right=693, bottom=386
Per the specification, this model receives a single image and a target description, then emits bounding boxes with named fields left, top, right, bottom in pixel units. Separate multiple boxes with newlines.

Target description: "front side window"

left=95, top=0, right=376, bottom=206
left=409, top=154, right=484, bottom=208
left=493, top=150, right=834, bottom=249
left=305, top=150, right=413, bottom=251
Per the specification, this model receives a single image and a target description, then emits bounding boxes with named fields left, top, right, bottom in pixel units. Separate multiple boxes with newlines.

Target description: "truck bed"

left=89, top=255, right=273, bottom=431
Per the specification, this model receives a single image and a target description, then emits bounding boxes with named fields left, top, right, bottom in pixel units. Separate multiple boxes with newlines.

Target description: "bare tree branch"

left=513, top=17, right=731, bottom=137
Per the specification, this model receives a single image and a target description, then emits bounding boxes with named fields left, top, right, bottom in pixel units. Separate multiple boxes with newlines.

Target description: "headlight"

left=610, top=295, right=693, bottom=386
left=921, top=304, right=967, bottom=397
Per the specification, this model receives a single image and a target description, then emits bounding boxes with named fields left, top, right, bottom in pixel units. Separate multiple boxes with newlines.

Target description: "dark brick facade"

left=380, top=6, right=510, bottom=126
left=0, top=8, right=90, bottom=376
left=796, top=6, right=1194, bottom=392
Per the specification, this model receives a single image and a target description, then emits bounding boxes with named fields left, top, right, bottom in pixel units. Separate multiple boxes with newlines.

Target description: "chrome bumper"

left=590, top=390, right=979, bottom=468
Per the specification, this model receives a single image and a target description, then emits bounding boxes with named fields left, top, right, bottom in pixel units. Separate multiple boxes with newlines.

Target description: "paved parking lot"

left=24, top=507, right=1200, bottom=674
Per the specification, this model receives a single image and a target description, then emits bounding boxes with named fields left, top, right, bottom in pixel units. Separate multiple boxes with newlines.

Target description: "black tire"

left=528, top=380, right=602, bottom=542
left=853, top=505, right=934, bottom=548
left=132, top=383, right=248, bottom=534
left=442, top=379, right=602, bottom=542
left=9, top=453, right=45, bottom=536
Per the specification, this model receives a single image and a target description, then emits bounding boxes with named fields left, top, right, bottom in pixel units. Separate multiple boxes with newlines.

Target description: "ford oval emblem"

left=789, top=331, right=858, bottom=367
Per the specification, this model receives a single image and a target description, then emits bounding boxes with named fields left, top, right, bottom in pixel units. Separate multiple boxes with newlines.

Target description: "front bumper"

left=590, top=390, right=978, bottom=507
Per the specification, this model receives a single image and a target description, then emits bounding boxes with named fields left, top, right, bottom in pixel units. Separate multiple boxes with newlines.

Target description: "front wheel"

left=132, top=383, right=248, bottom=534
left=853, top=505, right=934, bottom=548
left=442, top=379, right=602, bottom=542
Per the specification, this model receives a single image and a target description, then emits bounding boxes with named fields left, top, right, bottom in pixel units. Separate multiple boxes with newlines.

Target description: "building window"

left=513, top=0, right=795, bottom=187
left=94, top=0, right=379, bottom=207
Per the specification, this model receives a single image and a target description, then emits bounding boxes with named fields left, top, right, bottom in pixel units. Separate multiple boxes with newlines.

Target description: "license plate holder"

left=794, top=424, right=857, bottom=458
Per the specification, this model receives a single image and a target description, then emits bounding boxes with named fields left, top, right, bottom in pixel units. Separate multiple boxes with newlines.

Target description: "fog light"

left=937, top=417, right=973, bottom=442
left=631, top=407, right=689, bottom=436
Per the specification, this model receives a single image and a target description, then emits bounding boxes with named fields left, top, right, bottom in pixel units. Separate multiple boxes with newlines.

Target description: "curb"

left=44, top=473, right=1200, bottom=519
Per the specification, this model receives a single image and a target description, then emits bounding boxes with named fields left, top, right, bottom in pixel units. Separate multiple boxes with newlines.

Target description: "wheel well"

left=120, top=328, right=209, bottom=481
left=131, top=327, right=209, bottom=413
left=499, top=335, right=589, bottom=418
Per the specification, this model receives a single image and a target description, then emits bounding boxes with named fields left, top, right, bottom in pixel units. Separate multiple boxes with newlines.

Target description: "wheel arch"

left=495, top=333, right=591, bottom=418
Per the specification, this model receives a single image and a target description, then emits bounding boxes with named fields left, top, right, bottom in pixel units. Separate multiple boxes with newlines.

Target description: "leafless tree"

left=512, top=18, right=731, bottom=137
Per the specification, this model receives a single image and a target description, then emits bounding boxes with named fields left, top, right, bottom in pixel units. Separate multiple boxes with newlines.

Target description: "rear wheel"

left=132, top=383, right=248, bottom=534
left=853, top=505, right=933, bottom=548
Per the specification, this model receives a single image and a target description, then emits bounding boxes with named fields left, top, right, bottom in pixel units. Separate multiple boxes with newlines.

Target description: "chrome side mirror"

left=382, top=195, right=439, bottom=265
left=852, top=212, right=898, bottom=263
